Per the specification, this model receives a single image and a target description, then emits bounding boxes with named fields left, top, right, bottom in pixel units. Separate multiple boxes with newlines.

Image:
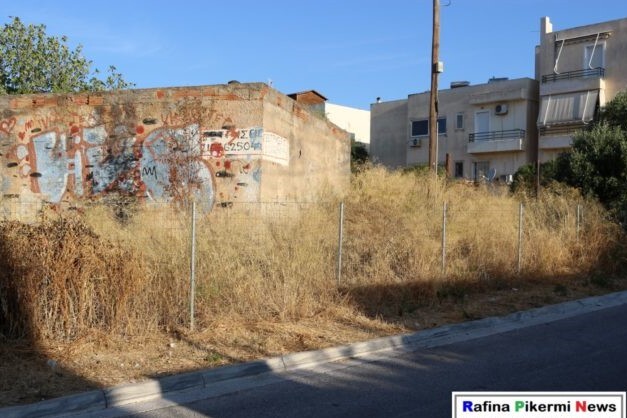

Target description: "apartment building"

left=371, top=77, right=539, bottom=181
left=536, top=16, right=627, bottom=161
left=371, top=15, right=627, bottom=177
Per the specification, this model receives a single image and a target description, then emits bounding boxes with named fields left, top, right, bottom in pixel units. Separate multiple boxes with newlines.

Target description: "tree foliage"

left=561, top=124, right=627, bottom=222
left=510, top=90, right=627, bottom=224
left=510, top=160, right=561, bottom=195
left=528, top=91, right=627, bottom=224
left=599, top=91, right=627, bottom=132
left=350, top=139, right=369, bottom=171
left=0, top=17, right=133, bottom=95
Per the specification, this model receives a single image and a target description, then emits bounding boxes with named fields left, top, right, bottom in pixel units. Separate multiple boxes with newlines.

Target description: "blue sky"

left=2, top=0, right=626, bottom=109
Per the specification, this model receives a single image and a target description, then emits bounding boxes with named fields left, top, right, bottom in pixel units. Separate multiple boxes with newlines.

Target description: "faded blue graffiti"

left=140, top=124, right=214, bottom=209
left=31, top=132, right=68, bottom=203
left=19, top=124, right=215, bottom=207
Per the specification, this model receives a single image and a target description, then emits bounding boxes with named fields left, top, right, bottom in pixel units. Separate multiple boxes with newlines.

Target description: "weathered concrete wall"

left=0, top=82, right=350, bottom=213
left=261, top=88, right=350, bottom=202
left=369, top=99, right=408, bottom=168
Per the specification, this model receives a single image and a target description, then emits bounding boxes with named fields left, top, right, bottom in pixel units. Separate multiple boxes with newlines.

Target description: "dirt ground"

left=1, top=276, right=625, bottom=408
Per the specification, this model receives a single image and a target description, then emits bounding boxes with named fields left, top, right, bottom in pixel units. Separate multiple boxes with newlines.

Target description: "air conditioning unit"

left=410, top=137, right=421, bottom=148
left=495, top=104, right=508, bottom=115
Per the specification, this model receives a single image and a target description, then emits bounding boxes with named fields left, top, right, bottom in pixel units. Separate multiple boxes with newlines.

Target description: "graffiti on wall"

left=1, top=113, right=289, bottom=208
left=200, top=127, right=289, bottom=166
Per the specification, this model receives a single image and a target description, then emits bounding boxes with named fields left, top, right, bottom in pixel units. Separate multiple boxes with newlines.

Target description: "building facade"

left=371, top=78, right=539, bottom=181
left=536, top=16, right=627, bottom=162
left=288, top=91, right=371, bottom=151
left=324, top=103, right=371, bottom=150
left=371, top=15, right=627, bottom=177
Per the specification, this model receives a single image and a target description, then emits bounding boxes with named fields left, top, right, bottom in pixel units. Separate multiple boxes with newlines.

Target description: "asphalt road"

left=107, top=303, right=627, bottom=418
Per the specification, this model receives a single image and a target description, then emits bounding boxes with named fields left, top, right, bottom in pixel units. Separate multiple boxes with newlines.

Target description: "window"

left=584, top=42, right=605, bottom=70
left=411, top=117, right=447, bottom=137
left=475, top=111, right=490, bottom=133
left=438, top=117, right=447, bottom=134
left=411, top=120, right=429, bottom=137
left=454, top=161, right=464, bottom=178
left=456, top=113, right=464, bottom=130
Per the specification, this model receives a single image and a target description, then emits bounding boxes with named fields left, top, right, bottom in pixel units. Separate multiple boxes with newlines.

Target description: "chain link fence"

left=0, top=197, right=597, bottom=331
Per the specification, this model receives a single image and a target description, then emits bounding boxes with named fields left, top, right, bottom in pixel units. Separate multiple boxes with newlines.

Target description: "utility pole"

left=429, top=0, right=441, bottom=174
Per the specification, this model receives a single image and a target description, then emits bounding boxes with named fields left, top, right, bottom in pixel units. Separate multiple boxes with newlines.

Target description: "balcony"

left=467, top=129, right=525, bottom=154
left=539, top=125, right=584, bottom=136
left=539, top=124, right=584, bottom=150
left=540, top=68, right=605, bottom=97
left=542, top=67, right=605, bottom=83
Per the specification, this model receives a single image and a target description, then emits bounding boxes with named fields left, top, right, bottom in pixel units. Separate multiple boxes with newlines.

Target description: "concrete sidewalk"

left=3, top=290, right=627, bottom=418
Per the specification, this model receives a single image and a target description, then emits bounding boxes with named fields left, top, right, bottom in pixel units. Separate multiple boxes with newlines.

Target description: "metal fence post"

left=337, top=202, right=344, bottom=286
left=442, top=201, right=447, bottom=275
left=517, top=202, right=524, bottom=274
left=576, top=204, right=581, bottom=243
left=190, top=200, right=197, bottom=331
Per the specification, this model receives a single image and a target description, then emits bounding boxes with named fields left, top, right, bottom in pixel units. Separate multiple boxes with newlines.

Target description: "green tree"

left=510, top=159, right=561, bottom=195
left=599, top=90, right=627, bottom=132
left=511, top=90, right=627, bottom=224
left=0, top=17, right=133, bottom=95
left=563, top=124, right=627, bottom=221
left=545, top=91, right=627, bottom=224
left=350, top=138, right=369, bottom=171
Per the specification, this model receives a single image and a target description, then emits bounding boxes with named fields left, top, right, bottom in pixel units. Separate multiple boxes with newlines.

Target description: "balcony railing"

left=541, top=67, right=605, bottom=83
left=469, top=129, right=525, bottom=142
left=539, top=124, right=584, bottom=136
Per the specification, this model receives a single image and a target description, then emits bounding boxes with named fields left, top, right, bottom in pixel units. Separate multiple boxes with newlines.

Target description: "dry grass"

left=342, top=167, right=622, bottom=316
left=0, top=166, right=626, bottom=406
left=0, top=216, right=150, bottom=340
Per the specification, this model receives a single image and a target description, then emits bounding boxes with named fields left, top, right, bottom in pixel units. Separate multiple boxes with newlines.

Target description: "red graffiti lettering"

left=0, top=117, right=16, bottom=134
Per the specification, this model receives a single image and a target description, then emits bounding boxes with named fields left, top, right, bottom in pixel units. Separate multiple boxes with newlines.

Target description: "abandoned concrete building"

left=0, top=82, right=351, bottom=215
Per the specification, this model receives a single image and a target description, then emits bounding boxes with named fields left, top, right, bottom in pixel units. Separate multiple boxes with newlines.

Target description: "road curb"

left=2, top=290, right=627, bottom=417
left=0, top=390, right=107, bottom=418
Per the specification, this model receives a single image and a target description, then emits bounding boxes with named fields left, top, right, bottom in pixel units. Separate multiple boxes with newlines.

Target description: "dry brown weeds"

left=0, top=166, right=625, bottom=406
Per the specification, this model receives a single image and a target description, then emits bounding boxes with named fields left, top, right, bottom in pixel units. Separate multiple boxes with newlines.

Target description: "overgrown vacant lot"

left=1, top=166, right=626, bottom=406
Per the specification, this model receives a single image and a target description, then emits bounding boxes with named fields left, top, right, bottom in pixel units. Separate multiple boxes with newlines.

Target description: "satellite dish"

left=487, top=168, right=497, bottom=182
